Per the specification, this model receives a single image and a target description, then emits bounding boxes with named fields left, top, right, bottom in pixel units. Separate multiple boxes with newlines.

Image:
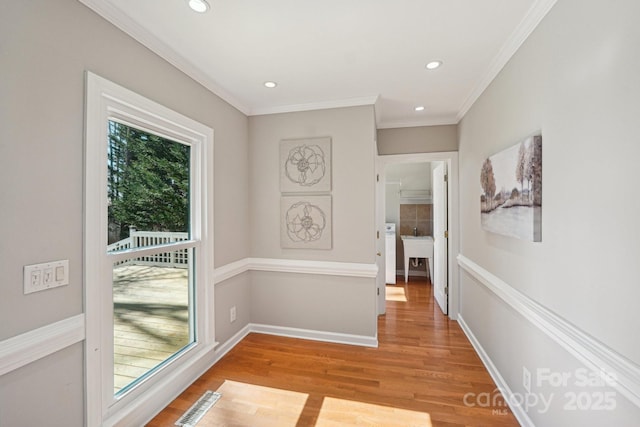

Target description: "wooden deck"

left=113, top=265, right=190, bottom=393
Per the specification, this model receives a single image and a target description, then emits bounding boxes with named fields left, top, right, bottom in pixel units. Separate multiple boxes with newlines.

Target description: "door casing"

left=375, top=151, right=459, bottom=319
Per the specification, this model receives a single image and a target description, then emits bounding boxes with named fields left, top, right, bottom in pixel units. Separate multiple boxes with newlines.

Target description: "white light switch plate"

left=24, top=260, right=69, bottom=294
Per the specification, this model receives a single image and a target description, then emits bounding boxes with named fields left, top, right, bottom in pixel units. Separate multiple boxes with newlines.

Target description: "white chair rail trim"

left=0, top=257, right=376, bottom=378
left=457, top=254, right=640, bottom=408
left=213, top=258, right=251, bottom=284
left=0, top=314, right=85, bottom=377
left=213, top=257, right=378, bottom=284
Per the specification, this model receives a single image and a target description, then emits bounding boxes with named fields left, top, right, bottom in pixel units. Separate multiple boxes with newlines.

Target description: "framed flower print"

left=280, top=137, right=331, bottom=193
left=280, top=195, right=332, bottom=249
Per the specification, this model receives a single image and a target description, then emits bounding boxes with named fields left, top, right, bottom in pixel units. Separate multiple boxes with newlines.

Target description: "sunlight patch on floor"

left=183, top=380, right=432, bottom=427
left=316, top=397, right=432, bottom=427
left=385, top=285, right=407, bottom=302
left=195, top=380, right=308, bottom=426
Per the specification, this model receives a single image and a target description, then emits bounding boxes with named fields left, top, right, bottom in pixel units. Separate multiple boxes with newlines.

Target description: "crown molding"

left=377, top=115, right=459, bottom=129
left=78, top=0, right=251, bottom=115
left=79, top=0, right=557, bottom=126
left=456, top=0, right=559, bottom=122
left=249, top=95, right=379, bottom=117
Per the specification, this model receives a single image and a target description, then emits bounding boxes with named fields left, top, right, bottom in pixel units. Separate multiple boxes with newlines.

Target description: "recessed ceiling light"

left=188, top=0, right=210, bottom=13
left=415, top=106, right=425, bottom=112
left=264, top=81, right=277, bottom=88
left=425, top=60, right=443, bottom=70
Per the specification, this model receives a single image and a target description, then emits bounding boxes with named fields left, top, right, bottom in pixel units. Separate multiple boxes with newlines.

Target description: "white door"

left=376, top=172, right=386, bottom=315
left=432, top=162, right=448, bottom=315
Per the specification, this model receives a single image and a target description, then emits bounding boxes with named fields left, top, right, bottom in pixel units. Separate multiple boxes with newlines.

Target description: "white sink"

left=401, top=235, right=434, bottom=282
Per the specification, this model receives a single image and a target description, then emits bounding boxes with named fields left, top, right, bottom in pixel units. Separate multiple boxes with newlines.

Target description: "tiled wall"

left=399, top=204, right=433, bottom=237
left=397, top=204, right=433, bottom=278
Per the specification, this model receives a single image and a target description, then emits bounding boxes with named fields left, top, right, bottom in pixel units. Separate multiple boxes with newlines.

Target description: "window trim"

left=84, top=72, right=215, bottom=426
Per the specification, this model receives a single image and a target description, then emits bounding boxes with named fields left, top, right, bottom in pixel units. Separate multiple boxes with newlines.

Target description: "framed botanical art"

left=280, top=137, right=331, bottom=193
left=280, top=195, right=332, bottom=249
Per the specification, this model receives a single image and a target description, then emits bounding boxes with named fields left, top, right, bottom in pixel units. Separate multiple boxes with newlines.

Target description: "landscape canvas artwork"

left=480, top=134, right=542, bottom=242
left=281, top=195, right=332, bottom=249
left=280, top=137, right=331, bottom=193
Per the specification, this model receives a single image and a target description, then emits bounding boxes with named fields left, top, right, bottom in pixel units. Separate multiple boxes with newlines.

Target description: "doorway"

left=375, top=152, right=459, bottom=320
left=385, top=162, right=433, bottom=284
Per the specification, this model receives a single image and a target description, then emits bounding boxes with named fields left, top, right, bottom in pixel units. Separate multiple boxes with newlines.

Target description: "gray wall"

left=377, top=124, right=458, bottom=155
left=458, top=0, right=640, bottom=424
left=250, top=272, right=375, bottom=336
left=214, top=274, right=252, bottom=346
left=0, top=0, right=250, bottom=425
left=248, top=107, right=378, bottom=337
left=250, top=106, right=376, bottom=263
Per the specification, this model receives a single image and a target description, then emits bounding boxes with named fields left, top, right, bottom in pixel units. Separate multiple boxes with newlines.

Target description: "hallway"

left=147, top=278, right=518, bottom=426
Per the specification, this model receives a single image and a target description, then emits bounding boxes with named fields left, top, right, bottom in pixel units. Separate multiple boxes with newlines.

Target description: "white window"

left=84, top=72, right=214, bottom=425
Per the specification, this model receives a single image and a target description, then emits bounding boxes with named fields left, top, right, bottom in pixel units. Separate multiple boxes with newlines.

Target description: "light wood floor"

left=147, top=277, right=519, bottom=426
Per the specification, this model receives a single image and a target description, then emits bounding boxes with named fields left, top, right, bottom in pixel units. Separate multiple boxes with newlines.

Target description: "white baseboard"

left=213, top=324, right=252, bottom=359
left=457, top=314, right=534, bottom=427
left=206, top=323, right=377, bottom=370
left=250, top=323, right=378, bottom=348
left=457, top=254, right=640, bottom=409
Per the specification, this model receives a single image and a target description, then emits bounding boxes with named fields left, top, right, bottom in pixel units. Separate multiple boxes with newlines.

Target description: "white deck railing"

left=108, top=228, right=189, bottom=268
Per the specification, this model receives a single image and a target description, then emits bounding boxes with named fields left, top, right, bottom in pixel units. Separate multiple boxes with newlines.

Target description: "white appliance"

left=385, top=223, right=396, bottom=284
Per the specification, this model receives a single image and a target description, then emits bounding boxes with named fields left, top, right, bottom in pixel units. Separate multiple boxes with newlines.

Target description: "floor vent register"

left=175, top=390, right=222, bottom=427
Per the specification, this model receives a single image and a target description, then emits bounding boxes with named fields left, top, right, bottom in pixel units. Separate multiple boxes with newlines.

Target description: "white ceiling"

left=80, top=0, right=556, bottom=128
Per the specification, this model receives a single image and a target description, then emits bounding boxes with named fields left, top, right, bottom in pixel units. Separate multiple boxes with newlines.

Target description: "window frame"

left=84, top=72, right=215, bottom=425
